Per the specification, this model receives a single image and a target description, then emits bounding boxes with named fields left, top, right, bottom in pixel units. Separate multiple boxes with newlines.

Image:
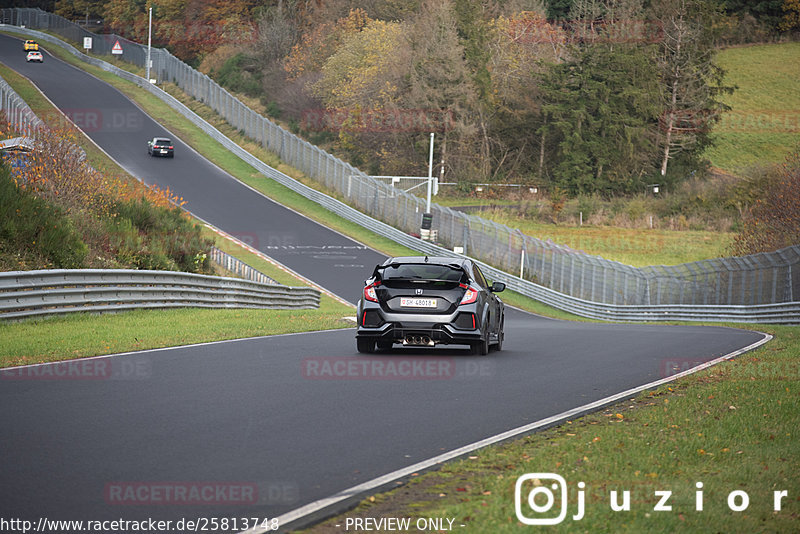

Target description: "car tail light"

left=364, top=281, right=380, bottom=302
left=459, top=286, right=477, bottom=305
left=168, top=146, right=173, bottom=149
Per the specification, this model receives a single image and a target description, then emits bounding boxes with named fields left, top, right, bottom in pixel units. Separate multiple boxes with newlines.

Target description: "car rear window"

left=155, top=139, right=171, bottom=144
left=381, top=264, right=464, bottom=281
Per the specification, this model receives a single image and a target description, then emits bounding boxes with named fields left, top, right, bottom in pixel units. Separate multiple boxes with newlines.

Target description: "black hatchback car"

left=356, top=256, right=505, bottom=355
left=147, top=137, right=174, bottom=157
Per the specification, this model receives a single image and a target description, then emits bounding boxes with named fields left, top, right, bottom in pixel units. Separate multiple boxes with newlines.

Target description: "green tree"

left=539, top=42, right=661, bottom=195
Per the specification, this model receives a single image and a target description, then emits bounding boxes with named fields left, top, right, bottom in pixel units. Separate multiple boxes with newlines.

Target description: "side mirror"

left=490, top=282, right=506, bottom=293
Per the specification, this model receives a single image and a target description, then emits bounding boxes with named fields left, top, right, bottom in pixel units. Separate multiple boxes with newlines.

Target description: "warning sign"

left=111, top=40, right=123, bottom=55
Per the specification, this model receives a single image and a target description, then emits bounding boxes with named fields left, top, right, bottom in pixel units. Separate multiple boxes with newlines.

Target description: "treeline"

left=0, top=121, right=213, bottom=271
left=51, top=0, right=799, bottom=198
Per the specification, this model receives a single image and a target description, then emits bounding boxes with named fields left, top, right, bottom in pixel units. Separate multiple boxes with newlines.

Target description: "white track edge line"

left=243, top=332, right=772, bottom=533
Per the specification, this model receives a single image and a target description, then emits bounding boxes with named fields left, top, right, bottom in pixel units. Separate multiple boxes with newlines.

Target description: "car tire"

left=470, top=323, right=489, bottom=355
left=493, top=316, right=504, bottom=352
left=471, top=337, right=489, bottom=356
left=376, top=340, right=393, bottom=351
left=357, top=338, right=376, bottom=354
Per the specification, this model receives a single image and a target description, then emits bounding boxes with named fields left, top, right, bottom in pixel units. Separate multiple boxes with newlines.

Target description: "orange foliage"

left=284, top=8, right=371, bottom=81
left=733, top=150, right=800, bottom=254
left=1, top=119, right=185, bottom=219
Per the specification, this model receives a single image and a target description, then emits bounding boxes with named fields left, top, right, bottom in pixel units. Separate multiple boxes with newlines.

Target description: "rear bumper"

left=355, top=307, right=483, bottom=346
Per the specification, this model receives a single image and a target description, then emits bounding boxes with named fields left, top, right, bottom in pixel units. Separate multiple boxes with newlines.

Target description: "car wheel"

left=471, top=336, right=489, bottom=356
left=376, top=340, right=393, bottom=351
left=357, top=338, right=376, bottom=354
left=494, top=316, right=504, bottom=352
left=470, top=322, right=489, bottom=355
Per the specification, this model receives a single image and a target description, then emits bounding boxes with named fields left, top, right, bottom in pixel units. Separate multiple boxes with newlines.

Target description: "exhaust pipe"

left=402, top=335, right=435, bottom=346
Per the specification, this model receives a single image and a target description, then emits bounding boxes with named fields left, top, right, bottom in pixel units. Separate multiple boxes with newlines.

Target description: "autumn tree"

left=284, top=8, right=371, bottom=81
left=488, top=7, right=566, bottom=180
left=651, top=0, right=732, bottom=180
left=307, top=1, right=481, bottom=178
left=54, top=0, right=107, bottom=23
left=400, top=0, right=480, bottom=178
left=104, top=0, right=259, bottom=63
left=732, top=150, right=800, bottom=255
left=780, top=0, right=800, bottom=31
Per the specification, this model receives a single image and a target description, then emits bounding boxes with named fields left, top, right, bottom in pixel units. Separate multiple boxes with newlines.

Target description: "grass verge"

left=0, top=62, right=132, bottom=179
left=0, top=306, right=354, bottom=368
left=704, top=42, right=800, bottom=173
left=305, top=324, right=798, bottom=533
left=3, top=29, right=795, bottom=534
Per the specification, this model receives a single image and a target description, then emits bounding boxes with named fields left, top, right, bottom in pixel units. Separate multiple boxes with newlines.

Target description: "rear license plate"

left=400, top=297, right=437, bottom=308
left=160, top=149, right=168, bottom=154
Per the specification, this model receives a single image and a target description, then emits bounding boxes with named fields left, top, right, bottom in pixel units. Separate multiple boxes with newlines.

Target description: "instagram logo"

left=515, top=473, right=584, bottom=525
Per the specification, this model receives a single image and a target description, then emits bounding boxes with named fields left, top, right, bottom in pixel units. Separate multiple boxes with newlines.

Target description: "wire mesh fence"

left=3, top=7, right=798, bottom=307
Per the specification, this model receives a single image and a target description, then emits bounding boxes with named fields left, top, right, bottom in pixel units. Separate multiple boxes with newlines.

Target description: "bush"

left=215, top=53, right=262, bottom=97
left=110, top=198, right=214, bottom=273
left=575, top=193, right=601, bottom=220
left=0, top=164, right=87, bottom=268
left=732, top=151, right=800, bottom=255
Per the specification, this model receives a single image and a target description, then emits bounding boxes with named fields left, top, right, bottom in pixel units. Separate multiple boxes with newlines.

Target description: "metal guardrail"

left=209, top=246, right=279, bottom=285
left=0, top=270, right=320, bottom=320
left=1, top=25, right=798, bottom=325
left=0, top=75, right=44, bottom=138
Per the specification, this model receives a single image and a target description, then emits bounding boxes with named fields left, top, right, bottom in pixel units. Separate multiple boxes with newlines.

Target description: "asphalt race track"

left=0, top=34, right=769, bottom=532
left=0, top=33, right=385, bottom=305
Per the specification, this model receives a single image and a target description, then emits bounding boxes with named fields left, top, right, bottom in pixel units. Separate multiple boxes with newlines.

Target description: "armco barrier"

left=0, top=270, right=320, bottom=320
left=209, top=246, right=279, bottom=285
left=1, top=25, right=798, bottom=324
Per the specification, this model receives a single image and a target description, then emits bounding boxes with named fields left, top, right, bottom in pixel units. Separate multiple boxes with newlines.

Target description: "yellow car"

left=23, top=40, right=39, bottom=51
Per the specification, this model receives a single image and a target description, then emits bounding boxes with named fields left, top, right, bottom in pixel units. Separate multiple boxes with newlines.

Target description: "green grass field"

left=471, top=211, right=733, bottom=267
left=704, top=42, right=800, bottom=172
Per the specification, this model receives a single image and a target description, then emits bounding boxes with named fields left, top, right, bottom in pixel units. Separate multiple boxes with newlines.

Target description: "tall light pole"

left=426, top=132, right=434, bottom=213
left=145, top=6, right=152, bottom=82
